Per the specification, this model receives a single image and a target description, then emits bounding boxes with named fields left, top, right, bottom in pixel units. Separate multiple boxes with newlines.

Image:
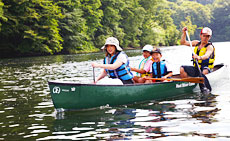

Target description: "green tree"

left=210, top=0, right=230, bottom=42
left=170, top=0, right=211, bottom=39
left=120, top=0, right=145, bottom=48
left=80, top=0, right=103, bottom=47
left=55, top=0, right=98, bottom=53
left=2, top=0, right=228, bottom=58
left=180, top=16, right=197, bottom=36
left=171, top=1, right=211, bottom=27
left=195, top=0, right=215, bottom=5
left=154, top=1, right=179, bottom=46
left=0, top=0, right=63, bottom=57
left=139, top=0, right=179, bottom=46
left=139, top=0, right=165, bottom=46
left=94, top=0, right=125, bottom=48
left=0, top=0, right=7, bottom=31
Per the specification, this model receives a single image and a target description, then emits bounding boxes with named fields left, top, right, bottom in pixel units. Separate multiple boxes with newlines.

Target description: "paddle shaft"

left=185, top=30, right=208, bottom=89
left=145, top=77, right=204, bottom=83
left=93, top=67, right=96, bottom=83
left=185, top=31, right=203, bottom=76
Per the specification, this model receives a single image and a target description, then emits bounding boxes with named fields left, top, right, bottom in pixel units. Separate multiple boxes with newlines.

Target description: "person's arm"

left=92, top=60, right=123, bottom=70
left=144, top=73, right=153, bottom=83
left=94, top=69, right=107, bottom=83
left=162, top=63, right=173, bottom=80
left=180, top=27, right=199, bottom=46
left=162, top=72, right=173, bottom=80
left=193, top=45, right=214, bottom=60
left=130, top=67, right=146, bottom=74
left=200, top=45, right=214, bottom=60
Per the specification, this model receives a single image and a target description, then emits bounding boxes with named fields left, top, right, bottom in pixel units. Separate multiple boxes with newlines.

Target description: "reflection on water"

left=0, top=43, right=230, bottom=140
left=34, top=93, right=225, bottom=140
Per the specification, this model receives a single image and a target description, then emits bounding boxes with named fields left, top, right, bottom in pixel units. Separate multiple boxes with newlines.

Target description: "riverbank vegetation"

left=0, top=0, right=229, bottom=58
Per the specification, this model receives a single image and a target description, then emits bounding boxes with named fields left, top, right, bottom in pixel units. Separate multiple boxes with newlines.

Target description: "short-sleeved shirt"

left=115, top=53, right=128, bottom=64
left=143, top=59, right=153, bottom=73
left=137, top=56, right=151, bottom=77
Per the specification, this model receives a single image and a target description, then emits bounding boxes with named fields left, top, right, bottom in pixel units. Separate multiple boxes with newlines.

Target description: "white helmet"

left=142, top=45, right=153, bottom=52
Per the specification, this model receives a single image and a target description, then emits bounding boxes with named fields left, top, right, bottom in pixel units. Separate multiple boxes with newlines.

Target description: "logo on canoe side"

left=53, top=86, right=61, bottom=94
left=71, top=87, right=75, bottom=92
left=176, top=82, right=195, bottom=88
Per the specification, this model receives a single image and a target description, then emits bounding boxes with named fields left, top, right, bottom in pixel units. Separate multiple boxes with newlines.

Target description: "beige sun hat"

left=101, top=37, right=123, bottom=51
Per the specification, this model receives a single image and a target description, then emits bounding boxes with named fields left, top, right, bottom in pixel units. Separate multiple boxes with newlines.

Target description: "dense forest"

left=0, top=0, right=229, bottom=58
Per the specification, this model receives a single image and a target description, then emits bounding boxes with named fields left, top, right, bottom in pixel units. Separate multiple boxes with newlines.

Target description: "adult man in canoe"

left=180, top=27, right=215, bottom=93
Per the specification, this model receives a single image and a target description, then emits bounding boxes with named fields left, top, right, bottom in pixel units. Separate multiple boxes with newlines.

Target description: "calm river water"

left=0, top=42, right=230, bottom=140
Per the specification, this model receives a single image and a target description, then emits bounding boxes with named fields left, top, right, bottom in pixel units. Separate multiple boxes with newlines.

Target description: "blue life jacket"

left=104, top=52, right=133, bottom=80
left=152, top=61, right=168, bottom=78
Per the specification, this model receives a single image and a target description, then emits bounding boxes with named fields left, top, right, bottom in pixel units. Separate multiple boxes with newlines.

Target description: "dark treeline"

left=0, top=0, right=229, bottom=58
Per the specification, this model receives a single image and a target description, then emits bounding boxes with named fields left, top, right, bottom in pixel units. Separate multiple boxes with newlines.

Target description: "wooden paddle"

left=144, top=77, right=204, bottom=83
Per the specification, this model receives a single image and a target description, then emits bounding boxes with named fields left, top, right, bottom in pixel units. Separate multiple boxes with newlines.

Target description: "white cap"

left=101, top=37, right=123, bottom=51
left=142, top=45, right=153, bottom=52
left=201, top=27, right=212, bottom=36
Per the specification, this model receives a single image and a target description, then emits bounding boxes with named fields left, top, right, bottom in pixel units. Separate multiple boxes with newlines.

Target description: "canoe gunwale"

left=48, top=80, right=175, bottom=87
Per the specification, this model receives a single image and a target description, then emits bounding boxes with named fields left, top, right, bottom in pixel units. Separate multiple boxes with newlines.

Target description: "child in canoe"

left=130, top=45, right=153, bottom=83
left=144, top=48, right=173, bottom=83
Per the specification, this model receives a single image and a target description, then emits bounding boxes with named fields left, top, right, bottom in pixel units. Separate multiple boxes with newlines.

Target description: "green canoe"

left=48, top=64, right=225, bottom=110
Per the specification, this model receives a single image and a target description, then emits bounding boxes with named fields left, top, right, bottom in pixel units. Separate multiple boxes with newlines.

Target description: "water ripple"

left=0, top=43, right=230, bottom=140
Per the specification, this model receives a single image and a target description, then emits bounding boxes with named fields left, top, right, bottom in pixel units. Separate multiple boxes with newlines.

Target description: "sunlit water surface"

left=0, top=42, right=230, bottom=140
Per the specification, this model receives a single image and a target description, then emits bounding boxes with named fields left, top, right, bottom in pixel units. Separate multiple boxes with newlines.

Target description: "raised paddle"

left=145, top=77, right=204, bottom=83
left=185, top=30, right=211, bottom=93
left=185, top=30, right=203, bottom=76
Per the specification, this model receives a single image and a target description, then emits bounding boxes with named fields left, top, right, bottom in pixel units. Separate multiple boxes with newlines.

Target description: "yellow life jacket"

left=193, top=42, right=215, bottom=69
left=137, top=56, right=151, bottom=77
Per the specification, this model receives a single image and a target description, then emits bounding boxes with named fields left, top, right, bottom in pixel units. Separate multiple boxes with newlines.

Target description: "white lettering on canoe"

left=71, top=87, right=75, bottom=92
left=62, top=89, right=69, bottom=92
left=176, top=82, right=195, bottom=88
left=53, top=86, right=61, bottom=94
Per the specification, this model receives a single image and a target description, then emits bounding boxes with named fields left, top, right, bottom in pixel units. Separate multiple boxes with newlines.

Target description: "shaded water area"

left=0, top=42, right=230, bottom=140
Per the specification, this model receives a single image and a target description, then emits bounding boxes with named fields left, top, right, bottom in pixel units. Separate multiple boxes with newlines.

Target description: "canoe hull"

left=49, top=81, right=197, bottom=110
left=49, top=64, right=226, bottom=110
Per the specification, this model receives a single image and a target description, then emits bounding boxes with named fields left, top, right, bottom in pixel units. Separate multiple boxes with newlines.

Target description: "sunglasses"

left=202, top=35, right=211, bottom=38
